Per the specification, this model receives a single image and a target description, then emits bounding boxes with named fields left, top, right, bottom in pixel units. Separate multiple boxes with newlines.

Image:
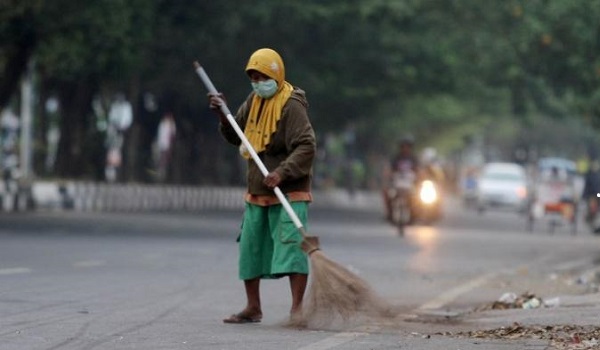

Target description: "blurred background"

left=1, top=0, right=600, bottom=205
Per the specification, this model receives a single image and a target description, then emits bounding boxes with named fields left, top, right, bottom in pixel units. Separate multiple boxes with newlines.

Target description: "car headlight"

left=516, top=186, right=527, bottom=199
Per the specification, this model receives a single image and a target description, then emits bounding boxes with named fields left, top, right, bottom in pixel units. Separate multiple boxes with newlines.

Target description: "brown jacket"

left=219, top=88, right=316, bottom=196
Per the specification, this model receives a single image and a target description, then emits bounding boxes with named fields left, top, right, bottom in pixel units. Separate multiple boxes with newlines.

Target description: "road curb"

left=26, top=181, right=383, bottom=213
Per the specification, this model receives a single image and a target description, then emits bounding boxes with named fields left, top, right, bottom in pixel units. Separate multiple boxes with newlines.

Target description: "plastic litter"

left=543, top=297, right=560, bottom=308
left=522, top=297, right=541, bottom=309
left=477, top=292, right=548, bottom=311
left=498, top=292, right=517, bottom=304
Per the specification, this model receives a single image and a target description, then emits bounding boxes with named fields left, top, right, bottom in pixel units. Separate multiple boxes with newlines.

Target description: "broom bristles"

left=299, top=250, right=398, bottom=328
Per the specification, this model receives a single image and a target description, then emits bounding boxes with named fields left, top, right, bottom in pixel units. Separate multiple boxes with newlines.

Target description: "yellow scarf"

left=243, top=83, right=293, bottom=158
left=241, top=48, right=293, bottom=159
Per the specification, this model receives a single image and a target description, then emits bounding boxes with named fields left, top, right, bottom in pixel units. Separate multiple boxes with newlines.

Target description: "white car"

left=476, top=162, right=529, bottom=213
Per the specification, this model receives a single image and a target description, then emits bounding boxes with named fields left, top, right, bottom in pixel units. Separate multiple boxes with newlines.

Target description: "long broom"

left=193, top=62, right=395, bottom=327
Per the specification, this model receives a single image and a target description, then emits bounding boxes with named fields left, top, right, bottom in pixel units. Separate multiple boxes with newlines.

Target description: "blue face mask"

left=251, top=79, right=278, bottom=99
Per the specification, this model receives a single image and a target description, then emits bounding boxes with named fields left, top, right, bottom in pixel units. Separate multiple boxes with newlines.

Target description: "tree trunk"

left=0, top=11, right=37, bottom=109
left=54, top=80, right=96, bottom=178
left=510, top=77, right=527, bottom=119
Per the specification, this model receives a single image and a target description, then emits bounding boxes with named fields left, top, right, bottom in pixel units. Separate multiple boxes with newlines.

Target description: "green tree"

left=35, top=0, right=156, bottom=178
left=2, top=0, right=599, bottom=184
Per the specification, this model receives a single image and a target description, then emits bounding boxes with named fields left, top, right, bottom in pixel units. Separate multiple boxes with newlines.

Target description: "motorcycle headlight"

left=420, top=180, right=438, bottom=204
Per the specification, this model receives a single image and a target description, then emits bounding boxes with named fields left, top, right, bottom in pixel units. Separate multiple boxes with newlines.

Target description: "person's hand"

left=208, top=93, right=228, bottom=124
left=208, top=93, right=226, bottom=111
left=263, top=171, right=282, bottom=189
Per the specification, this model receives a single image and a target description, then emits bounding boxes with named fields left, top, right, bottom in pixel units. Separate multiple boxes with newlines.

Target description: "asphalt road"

left=1, top=196, right=599, bottom=349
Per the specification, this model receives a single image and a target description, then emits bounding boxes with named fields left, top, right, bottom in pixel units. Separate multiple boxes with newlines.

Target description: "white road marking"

left=552, top=258, right=594, bottom=272
left=415, top=254, right=599, bottom=311
left=0, top=267, right=32, bottom=275
left=73, top=260, right=106, bottom=268
left=416, top=272, right=498, bottom=310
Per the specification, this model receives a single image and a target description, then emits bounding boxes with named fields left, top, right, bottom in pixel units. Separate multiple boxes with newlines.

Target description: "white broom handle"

left=194, top=62, right=305, bottom=231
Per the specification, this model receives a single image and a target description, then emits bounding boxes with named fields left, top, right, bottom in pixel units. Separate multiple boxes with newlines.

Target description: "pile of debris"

left=449, top=291, right=599, bottom=348
left=437, top=323, right=600, bottom=349
left=476, top=291, right=559, bottom=311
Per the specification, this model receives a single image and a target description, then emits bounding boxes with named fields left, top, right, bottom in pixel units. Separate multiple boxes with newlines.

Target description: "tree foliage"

left=1, top=0, right=599, bottom=183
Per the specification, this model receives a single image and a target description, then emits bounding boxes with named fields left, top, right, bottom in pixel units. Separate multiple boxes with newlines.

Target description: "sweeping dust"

left=293, top=249, right=401, bottom=329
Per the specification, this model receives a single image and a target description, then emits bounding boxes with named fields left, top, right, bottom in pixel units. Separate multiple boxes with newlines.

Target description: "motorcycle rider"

left=419, top=147, right=445, bottom=185
left=582, top=158, right=600, bottom=232
left=382, top=136, right=419, bottom=222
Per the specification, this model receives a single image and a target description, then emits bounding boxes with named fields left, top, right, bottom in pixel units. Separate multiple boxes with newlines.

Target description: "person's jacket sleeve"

left=273, top=98, right=315, bottom=182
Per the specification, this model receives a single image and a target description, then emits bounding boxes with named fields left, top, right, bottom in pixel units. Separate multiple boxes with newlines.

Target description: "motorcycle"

left=388, top=171, right=416, bottom=235
left=387, top=171, right=443, bottom=235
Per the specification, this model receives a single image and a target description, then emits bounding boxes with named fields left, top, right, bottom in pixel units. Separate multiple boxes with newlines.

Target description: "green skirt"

left=238, top=201, right=309, bottom=280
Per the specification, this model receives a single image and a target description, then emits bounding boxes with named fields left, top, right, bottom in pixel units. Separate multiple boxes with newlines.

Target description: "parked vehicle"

left=528, top=157, right=580, bottom=234
left=476, top=162, right=529, bottom=214
left=537, top=157, right=577, bottom=177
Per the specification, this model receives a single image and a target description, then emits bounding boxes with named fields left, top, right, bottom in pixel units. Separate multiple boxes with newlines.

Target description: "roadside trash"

left=477, top=292, right=548, bottom=311
left=522, top=297, right=541, bottom=309
left=576, top=276, right=588, bottom=285
left=543, top=297, right=560, bottom=308
left=573, top=270, right=600, bottom=293
left=440, top=324, right=600, bottom=348
left=410, top=332, right=431, bottom=339
left=498, top=292, right=517, bottom=304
